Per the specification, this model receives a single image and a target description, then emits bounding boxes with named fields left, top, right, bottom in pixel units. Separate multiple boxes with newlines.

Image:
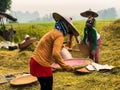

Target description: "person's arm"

left=52, top=36, right=72, bottom=71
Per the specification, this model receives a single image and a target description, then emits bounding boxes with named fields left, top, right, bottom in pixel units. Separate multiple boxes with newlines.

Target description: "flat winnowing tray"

left=0, top=76, right=8, bottom=84
left=10, top=74, right=37, bottom=86
left=52, top=58, right=92, bottom=70
left=19, top=38, right=38, bottom=49
left=71, top=44, right=89, bottom=58
left=76, top=67, right=91, bottom=74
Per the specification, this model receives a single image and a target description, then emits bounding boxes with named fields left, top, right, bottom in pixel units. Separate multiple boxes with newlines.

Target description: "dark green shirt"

left=83, top=26, right=97, bottom=50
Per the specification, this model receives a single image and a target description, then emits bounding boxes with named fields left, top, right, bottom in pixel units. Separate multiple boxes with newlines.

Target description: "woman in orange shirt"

left=30, top=12, right=79, bottom=90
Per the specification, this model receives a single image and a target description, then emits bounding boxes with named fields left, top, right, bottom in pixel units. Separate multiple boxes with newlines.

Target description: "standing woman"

left=30, top=12, right=79, bottom=90
left=80, top=10, right=101, bottom=63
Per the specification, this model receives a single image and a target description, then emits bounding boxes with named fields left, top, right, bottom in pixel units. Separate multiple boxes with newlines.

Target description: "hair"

left=86, top=17, right=96, bottom=42
left=86, top=17, right=96, bottom=27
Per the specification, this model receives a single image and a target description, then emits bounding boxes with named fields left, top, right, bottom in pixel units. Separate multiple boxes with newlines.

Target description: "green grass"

left=0, top=20, right=120, bottom=90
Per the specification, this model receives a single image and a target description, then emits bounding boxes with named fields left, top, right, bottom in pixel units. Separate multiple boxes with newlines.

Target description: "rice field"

left=0, top=19, right=120, bottom=90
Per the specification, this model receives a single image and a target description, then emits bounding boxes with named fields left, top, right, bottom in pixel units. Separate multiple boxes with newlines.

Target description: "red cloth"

left=30, top=58, right=53, bottom=77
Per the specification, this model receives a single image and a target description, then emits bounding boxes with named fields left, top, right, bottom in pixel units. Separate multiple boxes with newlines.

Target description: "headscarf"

left=55, top=20, right=69, bottom=36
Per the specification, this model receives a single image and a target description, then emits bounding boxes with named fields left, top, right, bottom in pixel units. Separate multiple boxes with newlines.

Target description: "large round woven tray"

left=10, top=74, right=37, bottom=86
left=0, top=76, right=8, bottom=84
left=52, top=58, right=92, bottom=70
left=71, top=43, right=89, bottom=58
left=19, top=38, right=38, bottom=49
left=76, top=67, right=91, bottom=74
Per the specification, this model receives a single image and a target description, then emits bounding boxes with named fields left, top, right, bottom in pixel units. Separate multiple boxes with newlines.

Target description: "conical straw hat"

left=52, top=12, right=79, bottom=36
left=80, top=9, right=98, bottom=18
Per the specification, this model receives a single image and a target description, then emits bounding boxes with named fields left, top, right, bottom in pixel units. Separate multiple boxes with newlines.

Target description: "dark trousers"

left=37, top=76, right=53, bottom=90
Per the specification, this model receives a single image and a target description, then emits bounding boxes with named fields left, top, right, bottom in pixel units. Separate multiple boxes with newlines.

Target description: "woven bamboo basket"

left=10, top=74, right=37, bottom=86
left=71, top=43, right=89, bottom=58
left=76, top=67, right=91, bottom=74
left=52, top=58, right=92, bottom=70
left=19, top=38, right=38, bottom=49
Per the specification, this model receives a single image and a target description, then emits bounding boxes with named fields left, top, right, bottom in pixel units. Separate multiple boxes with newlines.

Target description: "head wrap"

left=55, top=20, right=69, bottom=36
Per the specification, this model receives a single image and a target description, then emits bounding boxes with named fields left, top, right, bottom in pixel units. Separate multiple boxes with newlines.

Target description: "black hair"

left=86, top=17, right=96, bottom=27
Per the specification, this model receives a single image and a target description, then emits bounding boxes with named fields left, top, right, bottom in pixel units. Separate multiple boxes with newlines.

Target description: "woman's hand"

left=79, top=41, right=84, bottom=45
left=91, top=50, right=96, bottom=56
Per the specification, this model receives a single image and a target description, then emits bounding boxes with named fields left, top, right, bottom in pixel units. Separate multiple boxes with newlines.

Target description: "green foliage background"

left=0, top=0, right=11, bottom=12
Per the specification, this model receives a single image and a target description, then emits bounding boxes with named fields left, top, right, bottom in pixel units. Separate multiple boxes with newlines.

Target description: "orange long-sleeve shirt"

left=32, top=29, right=70, bottom=69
